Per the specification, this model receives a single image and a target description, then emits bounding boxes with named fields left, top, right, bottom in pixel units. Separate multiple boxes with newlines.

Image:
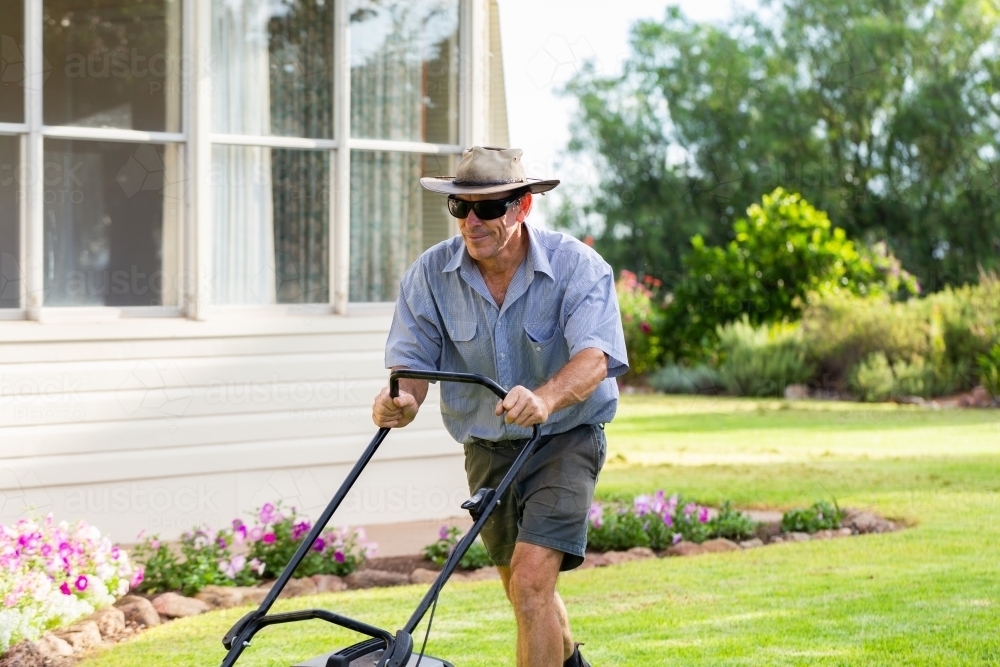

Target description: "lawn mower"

left=218, top=369, right=541, bottom=667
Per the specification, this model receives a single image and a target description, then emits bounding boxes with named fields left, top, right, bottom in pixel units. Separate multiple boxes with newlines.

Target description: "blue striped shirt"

left=385, top=223, right=628, bottom=444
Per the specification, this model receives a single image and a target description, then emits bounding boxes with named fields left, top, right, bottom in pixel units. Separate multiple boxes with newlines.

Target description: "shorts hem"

left=516, top=530, right=586, bottom=559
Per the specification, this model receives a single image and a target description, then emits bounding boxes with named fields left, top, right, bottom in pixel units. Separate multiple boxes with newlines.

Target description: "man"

left=372, top=146, right=628, bottom=667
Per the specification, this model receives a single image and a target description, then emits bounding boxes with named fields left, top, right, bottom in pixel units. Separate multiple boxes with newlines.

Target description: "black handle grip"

left=389, top=369, right=509, bottom=400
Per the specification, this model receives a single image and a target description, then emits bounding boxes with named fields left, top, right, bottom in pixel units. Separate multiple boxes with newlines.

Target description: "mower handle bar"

left=389, top=369, right=509, bottom=401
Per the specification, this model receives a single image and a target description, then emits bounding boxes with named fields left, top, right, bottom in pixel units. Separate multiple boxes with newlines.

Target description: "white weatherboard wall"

left=0, top=313, right=466, bottom=543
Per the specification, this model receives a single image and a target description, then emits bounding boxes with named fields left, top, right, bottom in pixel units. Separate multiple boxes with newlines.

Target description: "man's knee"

left=508, top=543, right=560, bottom=611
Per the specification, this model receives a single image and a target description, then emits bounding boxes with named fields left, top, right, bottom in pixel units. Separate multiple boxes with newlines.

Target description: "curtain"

left=348, top=0, right=459, bottom=302
left=212, top=0, right=332, bottom=305
left=212, top=0, right=277, bottom=305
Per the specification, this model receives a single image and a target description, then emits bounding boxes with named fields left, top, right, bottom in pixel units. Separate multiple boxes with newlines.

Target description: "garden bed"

left=2, top=506, right=903, bottom=667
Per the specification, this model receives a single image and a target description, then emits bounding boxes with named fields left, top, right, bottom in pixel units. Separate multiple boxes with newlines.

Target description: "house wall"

left=0, top=311, right=468, bottom=542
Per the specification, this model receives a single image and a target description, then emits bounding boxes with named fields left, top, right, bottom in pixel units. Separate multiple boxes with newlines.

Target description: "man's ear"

left=517, top=192, right=534, bottom=221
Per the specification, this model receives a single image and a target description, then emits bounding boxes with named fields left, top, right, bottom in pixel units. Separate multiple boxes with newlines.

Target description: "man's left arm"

left=497, top=256, right=628, bottom=427
left=496, top=347, right=608, bottom=426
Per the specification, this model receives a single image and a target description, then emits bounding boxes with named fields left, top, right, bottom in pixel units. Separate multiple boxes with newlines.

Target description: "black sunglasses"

left=447, top=192, right=524, bottom=220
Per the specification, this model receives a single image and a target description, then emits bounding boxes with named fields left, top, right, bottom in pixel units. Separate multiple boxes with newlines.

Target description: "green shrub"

left=662, top=188, right=917, bottom=360
left=648, top=363, right=723, bottom=394
left=849, top=352, right=894, bottom=402
left=781, top=501, right=845, bottom=534
left=716, top=317, right=813, bottom=397
left=801, top=276, right=1000, bottom=396
left=616, top=270, right=665, bottom=378
left=423, top=526, right=492, bottom=570
left=980, top=343, right=1000, bottom=399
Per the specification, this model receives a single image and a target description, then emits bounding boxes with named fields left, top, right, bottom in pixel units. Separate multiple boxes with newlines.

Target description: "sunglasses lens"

left=473, top=201, right=508, bottom=219
left=447, top=198, right=471, bottom=218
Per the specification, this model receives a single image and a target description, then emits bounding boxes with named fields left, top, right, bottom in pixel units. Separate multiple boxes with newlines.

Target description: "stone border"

left=2, top=509, right=902, bottom=667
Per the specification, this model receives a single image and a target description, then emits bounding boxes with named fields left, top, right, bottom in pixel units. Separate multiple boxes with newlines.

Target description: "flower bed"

left=0, top=515, right=138, bottom=655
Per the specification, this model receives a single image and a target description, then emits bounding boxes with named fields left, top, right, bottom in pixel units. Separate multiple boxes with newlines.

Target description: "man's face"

left=455, top=192, right=532, bottom=262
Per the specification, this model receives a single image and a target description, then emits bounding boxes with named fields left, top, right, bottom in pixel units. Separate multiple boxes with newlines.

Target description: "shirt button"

left=535, top=346, right=541, bottom=351
left=500, top=353, right=506, bottom=359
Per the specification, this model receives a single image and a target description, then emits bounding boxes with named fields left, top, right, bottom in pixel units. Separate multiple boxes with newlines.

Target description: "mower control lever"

left=461, top=487, right=496, bottom=522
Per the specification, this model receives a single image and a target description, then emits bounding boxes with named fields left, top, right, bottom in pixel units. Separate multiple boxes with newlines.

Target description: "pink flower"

left=249, top=558, right=266, bottom=576
left=262, top=533, right=276, bottom=545
left=60, top=582, right=71, bottom=596
left=634, top=495, right=651, bottom=517
left=150, top=540, right=160, bottom=550
left=640, top=322, right=652, bottom=335
left=698, top=507, right=710, bottom=523
left=684, top=503, right=696, bottom=517
left=130, top=568, right=144, bottom=588
left=672, top=533, right=683, bottom=545
left=259, top=503, right=276, bottom=523
left=662, top=513, right=673, bottom=527
left=588, top=502, right=603, bottom=529
left=438, top=525, right=450, bottom=541
left=75, top=575, right=88, bottom=591
left=249, top=527, right=264, bottom=542
left=4, top=593, right=17, bottom=607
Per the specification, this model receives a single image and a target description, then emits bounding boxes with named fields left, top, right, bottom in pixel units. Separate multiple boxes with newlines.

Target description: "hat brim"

left=419, top=177, right=560, bottom=196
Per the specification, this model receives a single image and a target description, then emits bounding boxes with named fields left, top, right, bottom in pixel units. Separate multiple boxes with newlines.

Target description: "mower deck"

left=294, top=649, right=454, bottom=667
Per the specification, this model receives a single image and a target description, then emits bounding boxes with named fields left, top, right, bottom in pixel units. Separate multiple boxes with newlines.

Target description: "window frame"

left=3, top=0, right=481, bottom=322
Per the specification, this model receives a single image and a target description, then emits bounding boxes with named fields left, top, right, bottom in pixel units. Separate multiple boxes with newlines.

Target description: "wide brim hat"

left=420, top=146, right=560, bottom=196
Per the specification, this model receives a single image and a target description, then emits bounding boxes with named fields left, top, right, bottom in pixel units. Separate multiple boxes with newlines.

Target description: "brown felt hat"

left=419, top=146, right=560, bottom=196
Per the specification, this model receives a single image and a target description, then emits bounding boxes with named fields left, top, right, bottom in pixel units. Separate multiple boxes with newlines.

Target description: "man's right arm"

left=371, top=370, right=429, bottom=428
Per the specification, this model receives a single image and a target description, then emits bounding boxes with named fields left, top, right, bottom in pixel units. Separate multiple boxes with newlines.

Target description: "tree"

left=558, top=0, right=1000, bottom=291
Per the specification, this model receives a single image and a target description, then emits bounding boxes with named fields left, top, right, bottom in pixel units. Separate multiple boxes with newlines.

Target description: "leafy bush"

left=587, top=491, right=758, bottom=551
left=716, top=317, right=813, bottom=397
left=980, top=343, right=1000, bottom=400
left=781, top=501, right=844, bottom=533
left=849, top=352, right=895, bottom=402
left=802, top=276, right=1000, bottom=396
left=0, top=515, right=137, bottom=654
left=648, top=363, right=723, bottom=394
left=423, top=526, right=492, bottom=570
left=246, top=503, right=374, bottom=579
left=663, top=188, right=918, bottom=360
left=134, top=502, right=375, bottom=596
left=616, top=270, right=666, bottom=378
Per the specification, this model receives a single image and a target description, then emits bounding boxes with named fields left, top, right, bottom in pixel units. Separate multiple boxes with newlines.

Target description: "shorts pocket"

left=590, top=425, right=607, bottom=481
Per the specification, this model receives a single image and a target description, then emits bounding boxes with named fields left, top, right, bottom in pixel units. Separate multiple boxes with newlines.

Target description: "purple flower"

left=698, top=507, right=710, bottom=524
left=672, top=533, right=683, bottom=545
left=292, top=521, right=312, bottom=541
left=312, top=537, right=326, bottom=552
left=60, top=582, right=72, bottom=596
left=662, top=513, right=673, bottom=527
left=262, top=533, right=276, bottom=545
left=634, top=495, right=651, bottom=517
left=259, top=503, right=276, bottom=523
left=75, top=575, right=88, bottom=591
left=334, top=550, right=345, bottom=563
left=588, top=502, right=603, bottom=529
left=130, top=568, right=144, bottom=588
left=438, top=525, right=451, bottom=541
left=684, top=503, right=696, bottom=517
left=217, top=537, right=228, bottom=549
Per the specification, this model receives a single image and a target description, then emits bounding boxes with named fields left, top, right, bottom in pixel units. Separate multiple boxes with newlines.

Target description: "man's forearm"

left=535, top=348, right=608, bottom=415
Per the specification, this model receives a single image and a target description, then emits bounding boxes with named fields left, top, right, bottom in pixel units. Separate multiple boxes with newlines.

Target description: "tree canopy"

left=558, top=0, right=1000, bottom=291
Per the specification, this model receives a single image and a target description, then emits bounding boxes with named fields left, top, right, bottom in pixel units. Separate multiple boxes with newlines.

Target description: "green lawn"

left=81, top=397, right=1000, bottom=666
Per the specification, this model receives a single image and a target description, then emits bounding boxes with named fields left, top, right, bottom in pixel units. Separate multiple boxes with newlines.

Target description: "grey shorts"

left=463, top=423, right=607, bottom=571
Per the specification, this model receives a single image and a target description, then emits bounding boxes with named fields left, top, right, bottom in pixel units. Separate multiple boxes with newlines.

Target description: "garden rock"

left=345, top=570, right=410, bottom=589
left=666, top=542, right=706, bottom=557
left=311, top=574, right=347, bottom=593
left=195, top=585, right=246, bottom=609
left=784, top=384, right=810, bottom=400
left=260, top=577, right=319, bottom=598
left=578, top=552, right=611, bottom=569
left=463, top=567, right=501, bottom=581
left=115, top=595, right=160, bottom=628
left=0, top=641, right=44, bottom=667
left=626, top=547, right=657, bottom=560
left=844, top=510, right=898, bottom=534
left=602, top=550, right=638, bottom=565
left=786, top=532, right=812, bottom=542
left=152, top=592, right=210, bottom=619
left=700, top=539, right=740, bottom=553
left=54, top=620, right=102, bottom=651
left=739, top=538, right=764, bottom=549
left=813, top=530, right=834, bottom=540
left=36, top=633, right=74, bottom=659
left=88, top=606, right=126, bottom=638
left=836, top=527, right=853, bottom=537
left=410, top=568, right=440, bottom=585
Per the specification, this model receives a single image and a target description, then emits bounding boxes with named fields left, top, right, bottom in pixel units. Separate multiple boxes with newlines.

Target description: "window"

left=0, top=0, right=506, bottom=318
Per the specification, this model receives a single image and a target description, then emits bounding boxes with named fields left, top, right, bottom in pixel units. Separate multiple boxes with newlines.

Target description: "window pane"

left=350, top=0, right=460, bottom=144
left=43, top=0, right=182, bottom=132
left=212, top=0, right=334, bottom=139
left=350, top=152, right=455, bottom=302
left=43, top=140, right=180, bottom=307
left=1, top=0, right=25, bottom=123
left=212, top=146, right=329, bottom=304
left=0, top=136, right=19, bottom=308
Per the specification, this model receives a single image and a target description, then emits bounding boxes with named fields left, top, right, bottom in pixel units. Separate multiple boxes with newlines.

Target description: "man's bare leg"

left=498, top=542, right=574, bottom=666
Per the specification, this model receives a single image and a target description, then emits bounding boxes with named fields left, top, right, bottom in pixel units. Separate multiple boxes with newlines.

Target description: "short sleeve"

left=562, top=256, right=629, bottom=378
left=385, top=265, right=442, bottom=371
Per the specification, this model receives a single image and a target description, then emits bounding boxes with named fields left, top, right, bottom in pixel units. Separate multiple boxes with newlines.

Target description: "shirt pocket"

left=523, top=320, right=565, bottom=381
left=447, top=320, right=477, bottom=343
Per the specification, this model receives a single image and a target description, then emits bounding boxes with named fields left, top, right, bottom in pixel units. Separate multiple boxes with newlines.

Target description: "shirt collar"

left=442, top=223, right=554, bottom=279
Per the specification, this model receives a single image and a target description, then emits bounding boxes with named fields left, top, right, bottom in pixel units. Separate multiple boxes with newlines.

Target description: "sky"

left=495, top=0, right=753, bottom=225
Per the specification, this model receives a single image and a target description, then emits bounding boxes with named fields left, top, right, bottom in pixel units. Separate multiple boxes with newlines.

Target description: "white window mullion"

left=24, top=0, right=43, bottom=319
left=332, top=0, right=351, bottom=314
